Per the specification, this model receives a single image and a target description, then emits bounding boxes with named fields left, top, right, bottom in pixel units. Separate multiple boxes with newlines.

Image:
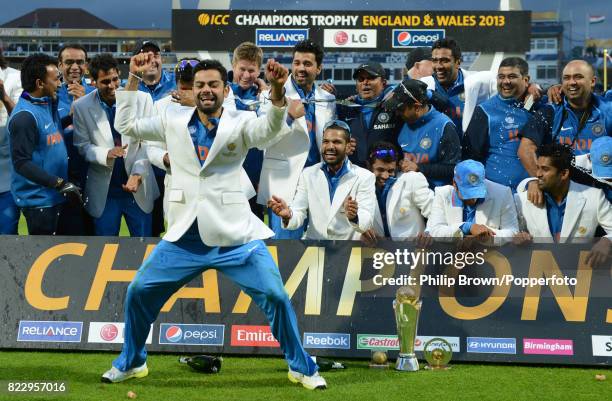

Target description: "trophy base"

left=368, top=363, right=390, bottom=369
left=395, top=355, right=419, bottom=371
left=424, top=364, right=451, bottom=371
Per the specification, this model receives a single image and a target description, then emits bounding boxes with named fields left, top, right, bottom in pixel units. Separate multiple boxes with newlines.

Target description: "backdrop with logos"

left=0, top=236, right=609, bottom=366
left=172, top=10, right=531, bottom=52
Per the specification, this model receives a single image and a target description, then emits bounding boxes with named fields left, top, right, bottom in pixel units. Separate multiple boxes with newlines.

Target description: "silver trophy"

left=394, top=286, right=421, bottom=371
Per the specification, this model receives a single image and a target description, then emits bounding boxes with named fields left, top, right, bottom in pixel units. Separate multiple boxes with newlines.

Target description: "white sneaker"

left=288, top=369, right=327, bottom=390
left=101, top=363, right=148, bottom=383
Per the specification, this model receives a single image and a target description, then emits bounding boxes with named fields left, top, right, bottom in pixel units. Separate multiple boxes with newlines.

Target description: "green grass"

left=18, top=214, right=132, bottom=236
left=0, top=351, right=608, bottom=401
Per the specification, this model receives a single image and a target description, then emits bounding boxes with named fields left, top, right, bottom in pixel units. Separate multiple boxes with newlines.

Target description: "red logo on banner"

left=334, top=31, right=349, bottom=45
left=231, top=325, right=280, bottom=347
left=100, top=324, right=119, bottom=341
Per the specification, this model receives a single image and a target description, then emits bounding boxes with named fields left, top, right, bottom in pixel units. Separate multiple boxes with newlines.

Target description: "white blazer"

left=420, top=68, right=495, bottom=132
left=515, top=181, right=612, bottom=241
left=284, top=160, right=376, bottom=240
left=114, top=90, right=291, bottom=246
left=73, top=90, right=159, bottom=219
left=140, top=94, right=256, bottom=210
left=426, top=179, right=519, bottom=245
left=0, top=66, right=22, bottom=193
left=257, top=76, right=336, bottom=205
left=372, top=172, right=434, bottom=239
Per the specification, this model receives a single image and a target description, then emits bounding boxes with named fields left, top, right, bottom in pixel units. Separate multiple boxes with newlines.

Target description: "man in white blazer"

left=258, top=40, right=336, bottom=238
left=268, top=120, right=375, bottom=240
left=73, top=54, right=158, bottom=236
left=0, top=49, right=22, bottom=234
left=426, top=159, right=519, bottom=245
left=514, top=143, right=611, bottom=267
left=101, top=56, right=327, bottom=390
left=359, top=141, right=433, bottom=244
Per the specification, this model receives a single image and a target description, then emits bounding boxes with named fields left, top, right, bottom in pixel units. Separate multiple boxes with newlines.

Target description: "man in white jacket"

left=514, top=143, right=611, bottom=267
left=268, top=120, right=375, bottom=240
left=0, top=49, right=22, bottom=234
left=426, top=159, right=519, bottom=245
left=73, top=54, right=158, bottom=236
left=360, top=141, right=433, bottom=244
left=258, top=40, right=336, bottom=238
left=101, top=56, right=327, bottom=390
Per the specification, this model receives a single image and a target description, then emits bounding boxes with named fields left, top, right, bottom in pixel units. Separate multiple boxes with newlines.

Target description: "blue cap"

left=591, top=136, right=612, bottom=179
left=454, top=160, right=487, bottom=200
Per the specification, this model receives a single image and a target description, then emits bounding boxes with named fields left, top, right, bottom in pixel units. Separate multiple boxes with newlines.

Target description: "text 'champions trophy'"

left=394, top=286, right=421, bottom=371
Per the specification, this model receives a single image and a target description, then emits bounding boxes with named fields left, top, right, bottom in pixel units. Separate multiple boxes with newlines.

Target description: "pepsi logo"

left=100, top=324, right=119, bottom=341
left=165, top=325, right=183, bottom=342
left=334, top=31, right=349, bottom=45
left=397, top=31, right=412, bottom=46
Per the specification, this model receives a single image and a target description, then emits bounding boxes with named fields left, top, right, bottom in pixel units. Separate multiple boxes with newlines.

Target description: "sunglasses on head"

left=370, top=149, right=397, bottom=159
left=323, top=119, right=351, bottom=135
left=398, top=82, right=422, bottom=106
left=175, top=59, right=199, bottom=72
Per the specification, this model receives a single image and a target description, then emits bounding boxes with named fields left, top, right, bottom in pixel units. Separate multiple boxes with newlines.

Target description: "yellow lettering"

left=161, top=270, right=220, bottom=313
left=283, top=246, right=325, bottom=315
left=439, top=250, right=511, bottom=320
left=522, top=251, right=592, bottom=321
left=84, top=244, right=138, bottom=310
left=25, top=243, right=87, bottom=310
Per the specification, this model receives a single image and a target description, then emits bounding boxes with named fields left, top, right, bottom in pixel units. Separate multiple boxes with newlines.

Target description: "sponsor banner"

left=591, top=335, right=612, bottom=357
left=17, top=321, right=82, bottom=343
left=87, top=322, right=153, bottom=344
left=159, top=324, right=224, bottom=346
left=231, top=325, right=280, bottom=347
left=173, top=10, right=531, bottom=52
left=323, top=29, right=377, bottom=48
left=467, top=337, right=516, bottom=354
left=523, top=339, right=574, bottom=356
left=392, top=29, right=445, bottom=48
left=0, top=237, right=609, bottom=366
left=255, top=28, right=309, bottom=48
left=414, top=336, right=461, bottom=352
left=357, top=334, right=399, bottom=350
left=303, top=332, right=350, bottom=349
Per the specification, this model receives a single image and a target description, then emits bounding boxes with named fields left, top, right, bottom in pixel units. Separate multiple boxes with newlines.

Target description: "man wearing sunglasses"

left=258, top=40, right=336, bottom=239
left=73, top=54, right=158, bottom=237
left=514, top=143, right=611, bottom=268
left=268, top=120, right=375, bottom=240
left=360, top=141, right=433, bottom=246
left=387, top=78, right=461, bottom=188
left=337, top=62, right=402, bottom=169
left=56, top=43, right=95, bottom=235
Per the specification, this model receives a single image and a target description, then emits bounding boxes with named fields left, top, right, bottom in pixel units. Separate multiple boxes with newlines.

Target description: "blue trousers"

left=94, top=194, right=152, bottom=237
left=113, top=225, right=317, bottom=376
left=267, top=208, right=305, bottom=239
left=0, top=191, right=18, bottom=235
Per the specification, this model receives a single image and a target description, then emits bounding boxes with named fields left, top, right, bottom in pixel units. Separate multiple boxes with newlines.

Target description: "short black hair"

left=89, top=53, right=118, bottom=81
left=368, top=141, right=400, bottom=165
left=293, top=40, right=324, bottom=66
left=58, top=43, right=88, bottom=62
left=432, top=38, right=461, bottom=61
left=175, top=57, right=198, bottom=84
left=20, top=53, right=57, bottom=93
left=499, top=57, right=529, bottom=77
left=536, top=143, right=574, bottom=172
left=193, top=59, right=227, bottom=85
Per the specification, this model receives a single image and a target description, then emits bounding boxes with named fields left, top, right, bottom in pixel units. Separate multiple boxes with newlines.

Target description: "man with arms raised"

left=101, top=54, right=327, bottom=390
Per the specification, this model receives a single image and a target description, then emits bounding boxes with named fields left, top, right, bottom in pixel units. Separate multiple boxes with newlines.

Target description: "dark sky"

left=0, top=0, right=609, bottom=43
